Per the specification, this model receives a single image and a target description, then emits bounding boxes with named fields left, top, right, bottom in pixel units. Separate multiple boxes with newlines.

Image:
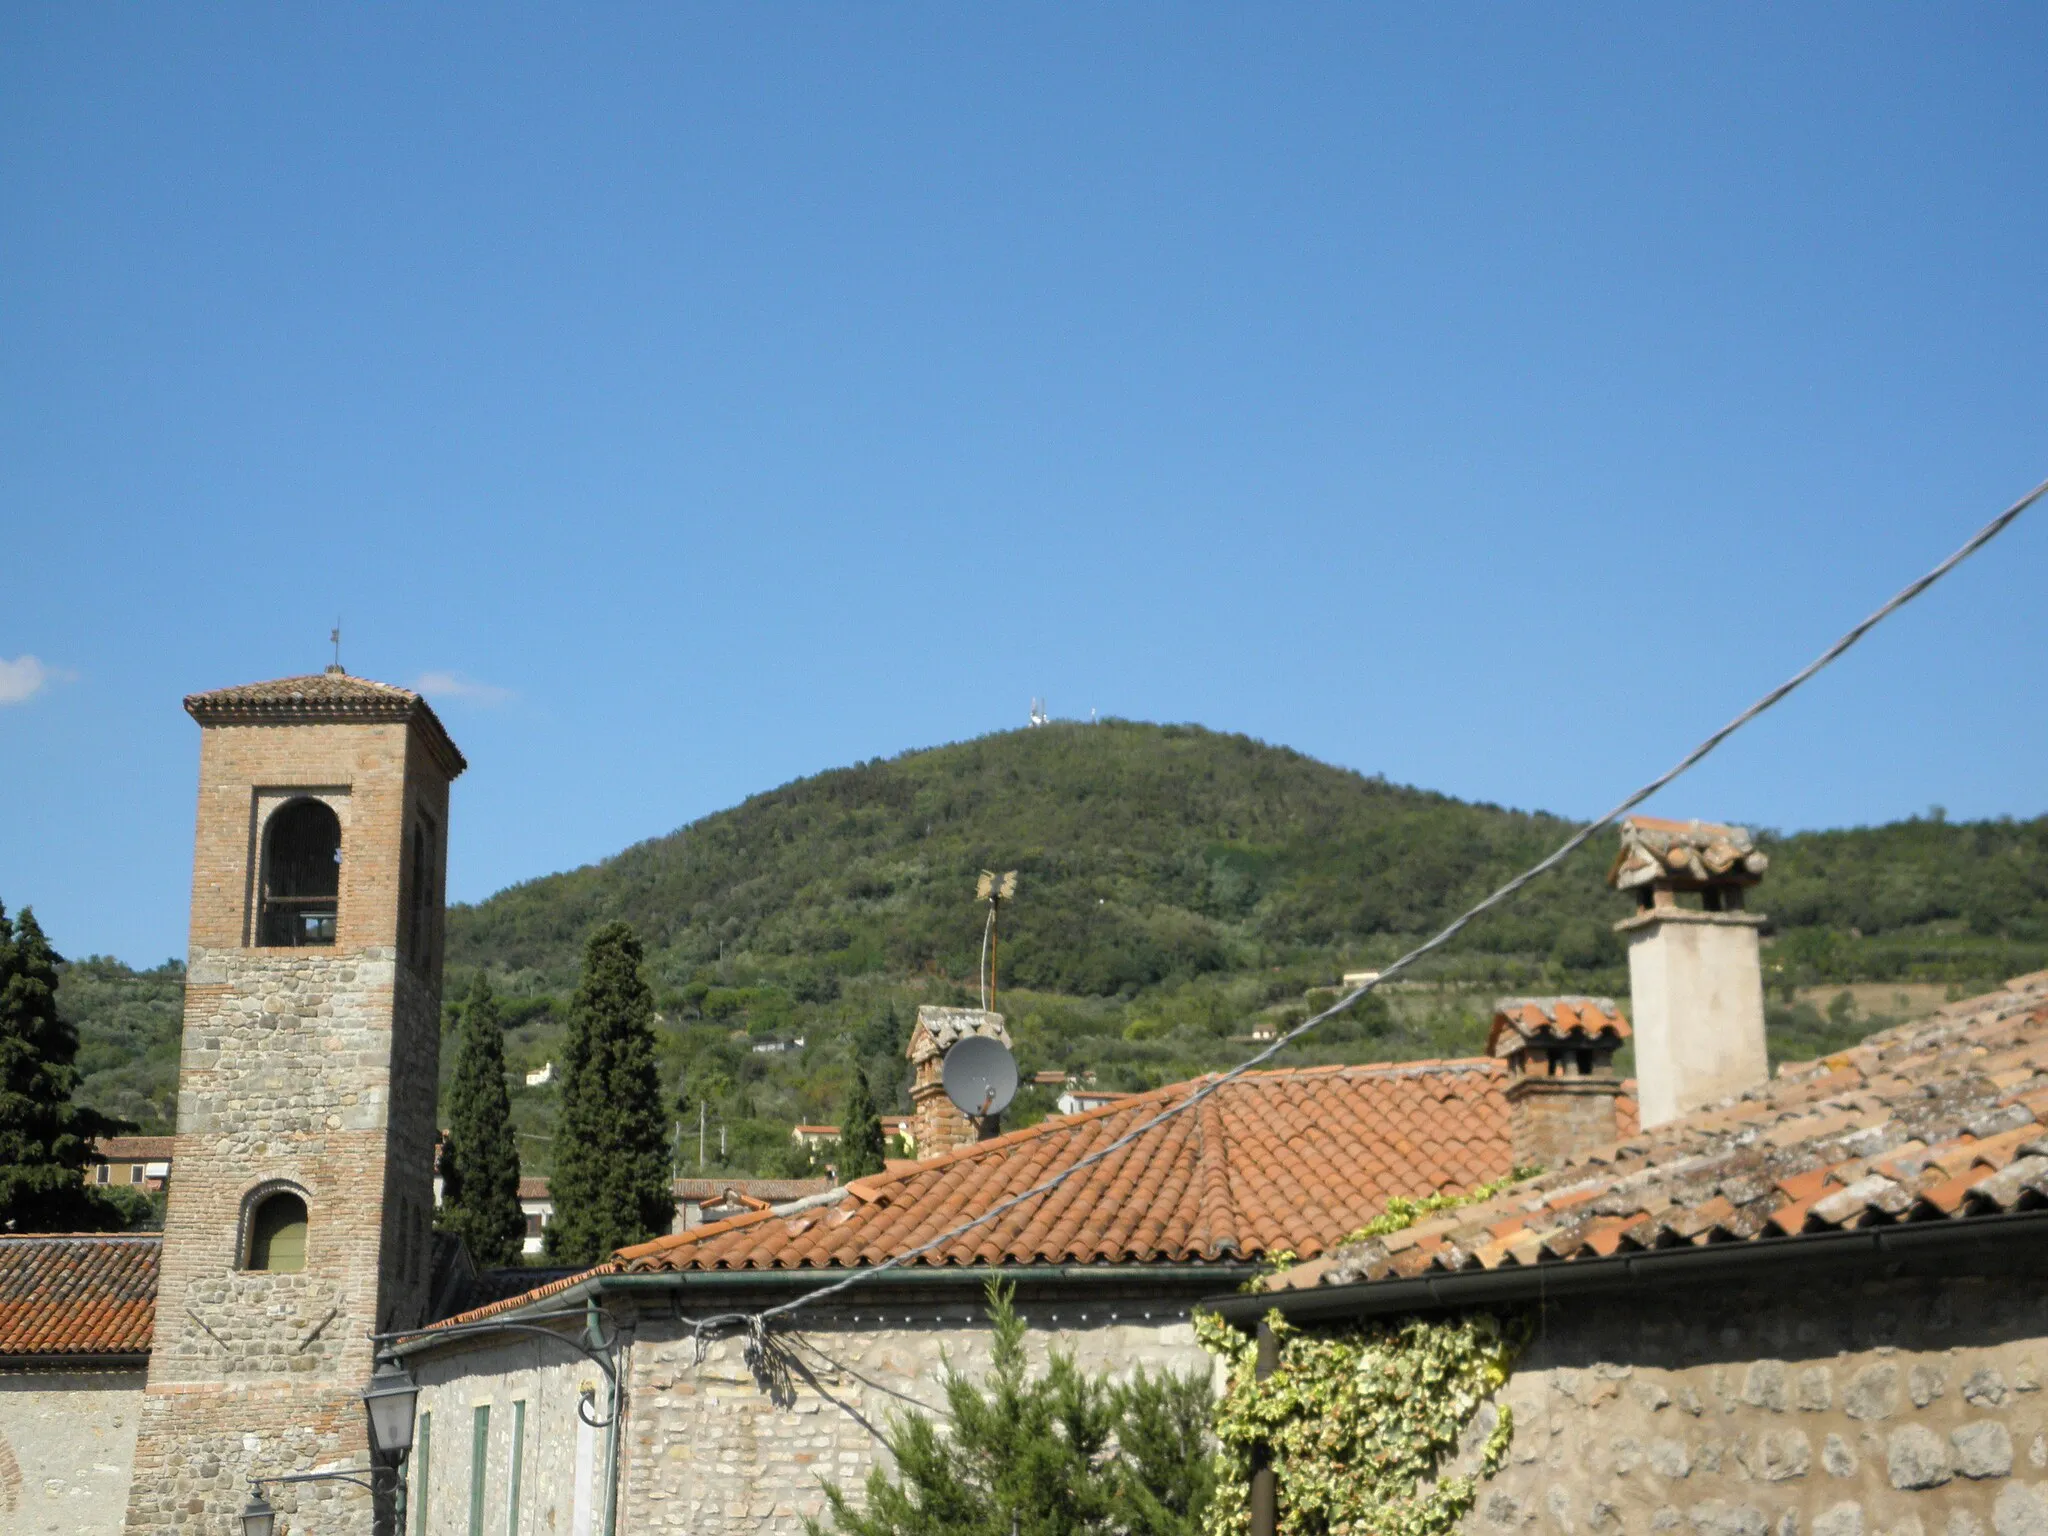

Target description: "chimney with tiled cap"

left=1609, top=816, right=1770, bottom=1128
left=907, top=1006, right=1010, bottom=1160
left=1490, top=997, right=1629, bottom=1167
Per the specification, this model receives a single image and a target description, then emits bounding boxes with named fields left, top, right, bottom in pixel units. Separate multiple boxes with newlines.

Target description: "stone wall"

left=0, top=1372, right=145, bottom=1536
left=408, top=1298, right=1215, bottom=1536
left=1462, top=1273, right=2048, bottom=1536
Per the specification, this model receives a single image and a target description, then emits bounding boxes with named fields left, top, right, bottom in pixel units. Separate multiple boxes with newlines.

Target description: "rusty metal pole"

left=1249, top=1319, right=1280, bottom=1536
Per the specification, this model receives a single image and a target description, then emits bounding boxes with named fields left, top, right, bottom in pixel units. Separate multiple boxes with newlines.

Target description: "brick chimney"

left=1489, top=997, right=1629, bottom=1168
left=1608, top=816, right=1771, bottom=1129
left=907, top=1006, right=1011, bottom=1160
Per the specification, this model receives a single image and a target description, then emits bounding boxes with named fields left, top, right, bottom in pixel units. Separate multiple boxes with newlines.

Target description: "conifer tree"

left=438, top=973, right=527, bottom=1268
left=0, top=904, right=127, bottom=1232
left=814, top=1279, right=1214, bottom=1536
left=835, top=1066, right=888, bottom=1180
left=547, top=923, right=672, bottom=1264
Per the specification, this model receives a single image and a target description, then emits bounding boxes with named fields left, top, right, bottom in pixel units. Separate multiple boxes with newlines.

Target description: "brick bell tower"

left=123, top=671, right=464, bottom=1536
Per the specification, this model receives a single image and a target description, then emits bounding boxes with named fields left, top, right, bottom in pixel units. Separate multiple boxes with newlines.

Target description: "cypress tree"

left=0, top=904, right=127, bottom=1232
left=438, top=973, right=527, bottom=1268
left=836, top=1066, right=887, bottom=1180
left=547, top=923, right=671, bottom=1264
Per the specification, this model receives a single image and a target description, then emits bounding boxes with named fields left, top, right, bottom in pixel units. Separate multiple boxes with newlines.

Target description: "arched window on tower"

left=258, top=798, right=341, bottom=947
left=245, top=1190, right=309, bottom=1272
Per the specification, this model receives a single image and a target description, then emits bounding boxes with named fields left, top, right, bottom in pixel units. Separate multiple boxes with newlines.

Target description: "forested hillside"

left=54, top=721, right=2048, bottom=1170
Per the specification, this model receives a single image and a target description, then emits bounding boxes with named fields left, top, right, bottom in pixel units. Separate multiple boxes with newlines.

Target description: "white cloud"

left=0, top=655, right=52, bottom=706
left=412, top=670, right=515, bottom=707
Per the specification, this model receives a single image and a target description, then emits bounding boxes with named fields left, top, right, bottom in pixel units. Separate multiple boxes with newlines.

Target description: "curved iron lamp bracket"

left=373, top=1305, right=624, bottom=1427
left=251, top=1467, right=387, bottom=1496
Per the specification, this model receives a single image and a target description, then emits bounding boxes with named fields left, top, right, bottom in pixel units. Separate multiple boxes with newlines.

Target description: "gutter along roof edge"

left=403, top=1263, right=1265, bottom=1356
left=1199, top=1207, right=2048, bottom=1329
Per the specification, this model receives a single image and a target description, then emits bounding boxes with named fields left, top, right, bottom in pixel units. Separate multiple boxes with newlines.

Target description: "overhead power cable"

left=687, top=472, right=2048, bottom=1335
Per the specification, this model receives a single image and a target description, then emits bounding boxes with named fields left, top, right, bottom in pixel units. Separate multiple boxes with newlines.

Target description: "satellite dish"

left=943, top=1034, right=1019, bottom=1119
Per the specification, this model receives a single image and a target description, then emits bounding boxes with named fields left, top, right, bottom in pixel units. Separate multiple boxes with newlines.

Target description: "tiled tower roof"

left=184, top=671, right=465, bottom=777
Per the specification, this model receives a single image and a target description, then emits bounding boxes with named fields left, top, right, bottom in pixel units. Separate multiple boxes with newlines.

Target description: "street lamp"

left=363, top=1356, right=421, bottom=1459
left=239, top=1490, right=277, bottom=1536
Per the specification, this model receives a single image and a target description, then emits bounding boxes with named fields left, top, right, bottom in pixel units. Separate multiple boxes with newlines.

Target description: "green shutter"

left=469, top=1404, right=490, bottom=1536
left=413, top=1412, right=431, bottom=1536
left=506, top=1401, right=526, bottom=1536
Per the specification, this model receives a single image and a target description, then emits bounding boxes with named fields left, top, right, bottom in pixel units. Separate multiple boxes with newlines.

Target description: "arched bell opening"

left=258, top=798, right=341, bottom=947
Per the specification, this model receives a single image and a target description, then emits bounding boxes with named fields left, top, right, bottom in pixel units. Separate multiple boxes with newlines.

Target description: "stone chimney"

left=907, top=1006, right=1010, bottom=1160
left=1489, top=997, right=1629, bottom=1168
left=1609, top=816, right=1771, bottom=1129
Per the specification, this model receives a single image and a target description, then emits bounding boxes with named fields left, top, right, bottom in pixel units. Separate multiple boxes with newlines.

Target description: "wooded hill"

left=57, top=721, right=2048, bottom=1175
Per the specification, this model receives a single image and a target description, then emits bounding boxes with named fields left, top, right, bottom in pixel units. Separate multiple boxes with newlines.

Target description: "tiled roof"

left=1285, top=971, right=2048, bottom=1293
left=1487, top=998, right=1630, bottom=1057
left=90, top=1136, right=177, bottom=1162
left=183, top=672, right=466, bottom=779
left=0, top=1235, right=159, bottom=1359
left=617, top=1061, right=1531, bottom=1274
left=435, top=1060, right=1641, bottom=1329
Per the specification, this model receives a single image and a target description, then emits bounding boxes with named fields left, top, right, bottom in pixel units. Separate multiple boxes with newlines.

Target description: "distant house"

left=1031, top=1070, right=1069, bottom=1087
left=522, top=1061, right=553, bottom=1087
left=517, top=1175, right=553, bottom=1255
left=751, top=1035, right=805, bottom=1055
left=513, top=1175, right=835, bottom=1254
left=791, top=1117, right=912, bottom=1154
left=1055, top=1087, right=1131, bottom=1116
left=85, top=1137, right=174, bottom=1193
left=673, top=1178, right=833, bottom=1229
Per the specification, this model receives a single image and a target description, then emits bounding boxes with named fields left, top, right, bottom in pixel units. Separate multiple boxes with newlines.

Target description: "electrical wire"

left=681, top=472, right=2048, bottom=1335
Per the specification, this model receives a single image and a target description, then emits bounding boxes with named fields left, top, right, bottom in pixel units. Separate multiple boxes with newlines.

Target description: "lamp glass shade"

left=239, top=1493, right=277, bottom=1536
left=363, top=1358, right=420, bottom=1457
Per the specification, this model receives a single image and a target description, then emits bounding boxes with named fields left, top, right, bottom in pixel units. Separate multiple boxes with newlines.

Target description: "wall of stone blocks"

left=408, top=1298, right=1216, bottom=1536
left=0, top=1373, right=145, bottom=1536
left=1460, top=1272, right=2048, bottom=1536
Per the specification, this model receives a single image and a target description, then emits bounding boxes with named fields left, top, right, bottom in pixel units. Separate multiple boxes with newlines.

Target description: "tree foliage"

left=546, top=923, right=672, bottom=1264
left=0, top=903, right=129, bottom=1232
left=814, top=1279, right=1215, bottom=1536
left=446, top=724, right=2048, bottom=999
left=438, top=972, right=527, bottom=1268
left=836, top=1066, right=887, bottom=1180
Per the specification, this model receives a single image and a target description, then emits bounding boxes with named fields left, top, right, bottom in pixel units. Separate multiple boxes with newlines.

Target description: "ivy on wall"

left=1198, top=1173, right=1537, bottom=1536
left=1196, top=1309, right=1525, bottom=1536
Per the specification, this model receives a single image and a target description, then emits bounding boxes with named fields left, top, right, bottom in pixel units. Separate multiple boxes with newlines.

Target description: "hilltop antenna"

left=975, top=869, right=1018, bottom=1013
left=1028, top=699, right=1049, bottom=727
left=328, top=618, right=343, bottom=675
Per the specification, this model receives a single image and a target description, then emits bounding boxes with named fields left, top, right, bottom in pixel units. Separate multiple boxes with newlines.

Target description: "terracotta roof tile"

left=1309, top=975, right=2048, bottom=1290
left=0, top=1235, right=158, bottom=1358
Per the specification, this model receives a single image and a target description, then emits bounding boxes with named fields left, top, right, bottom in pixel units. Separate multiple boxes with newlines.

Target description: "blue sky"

left=4, top=8, right=2044, bottom=968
